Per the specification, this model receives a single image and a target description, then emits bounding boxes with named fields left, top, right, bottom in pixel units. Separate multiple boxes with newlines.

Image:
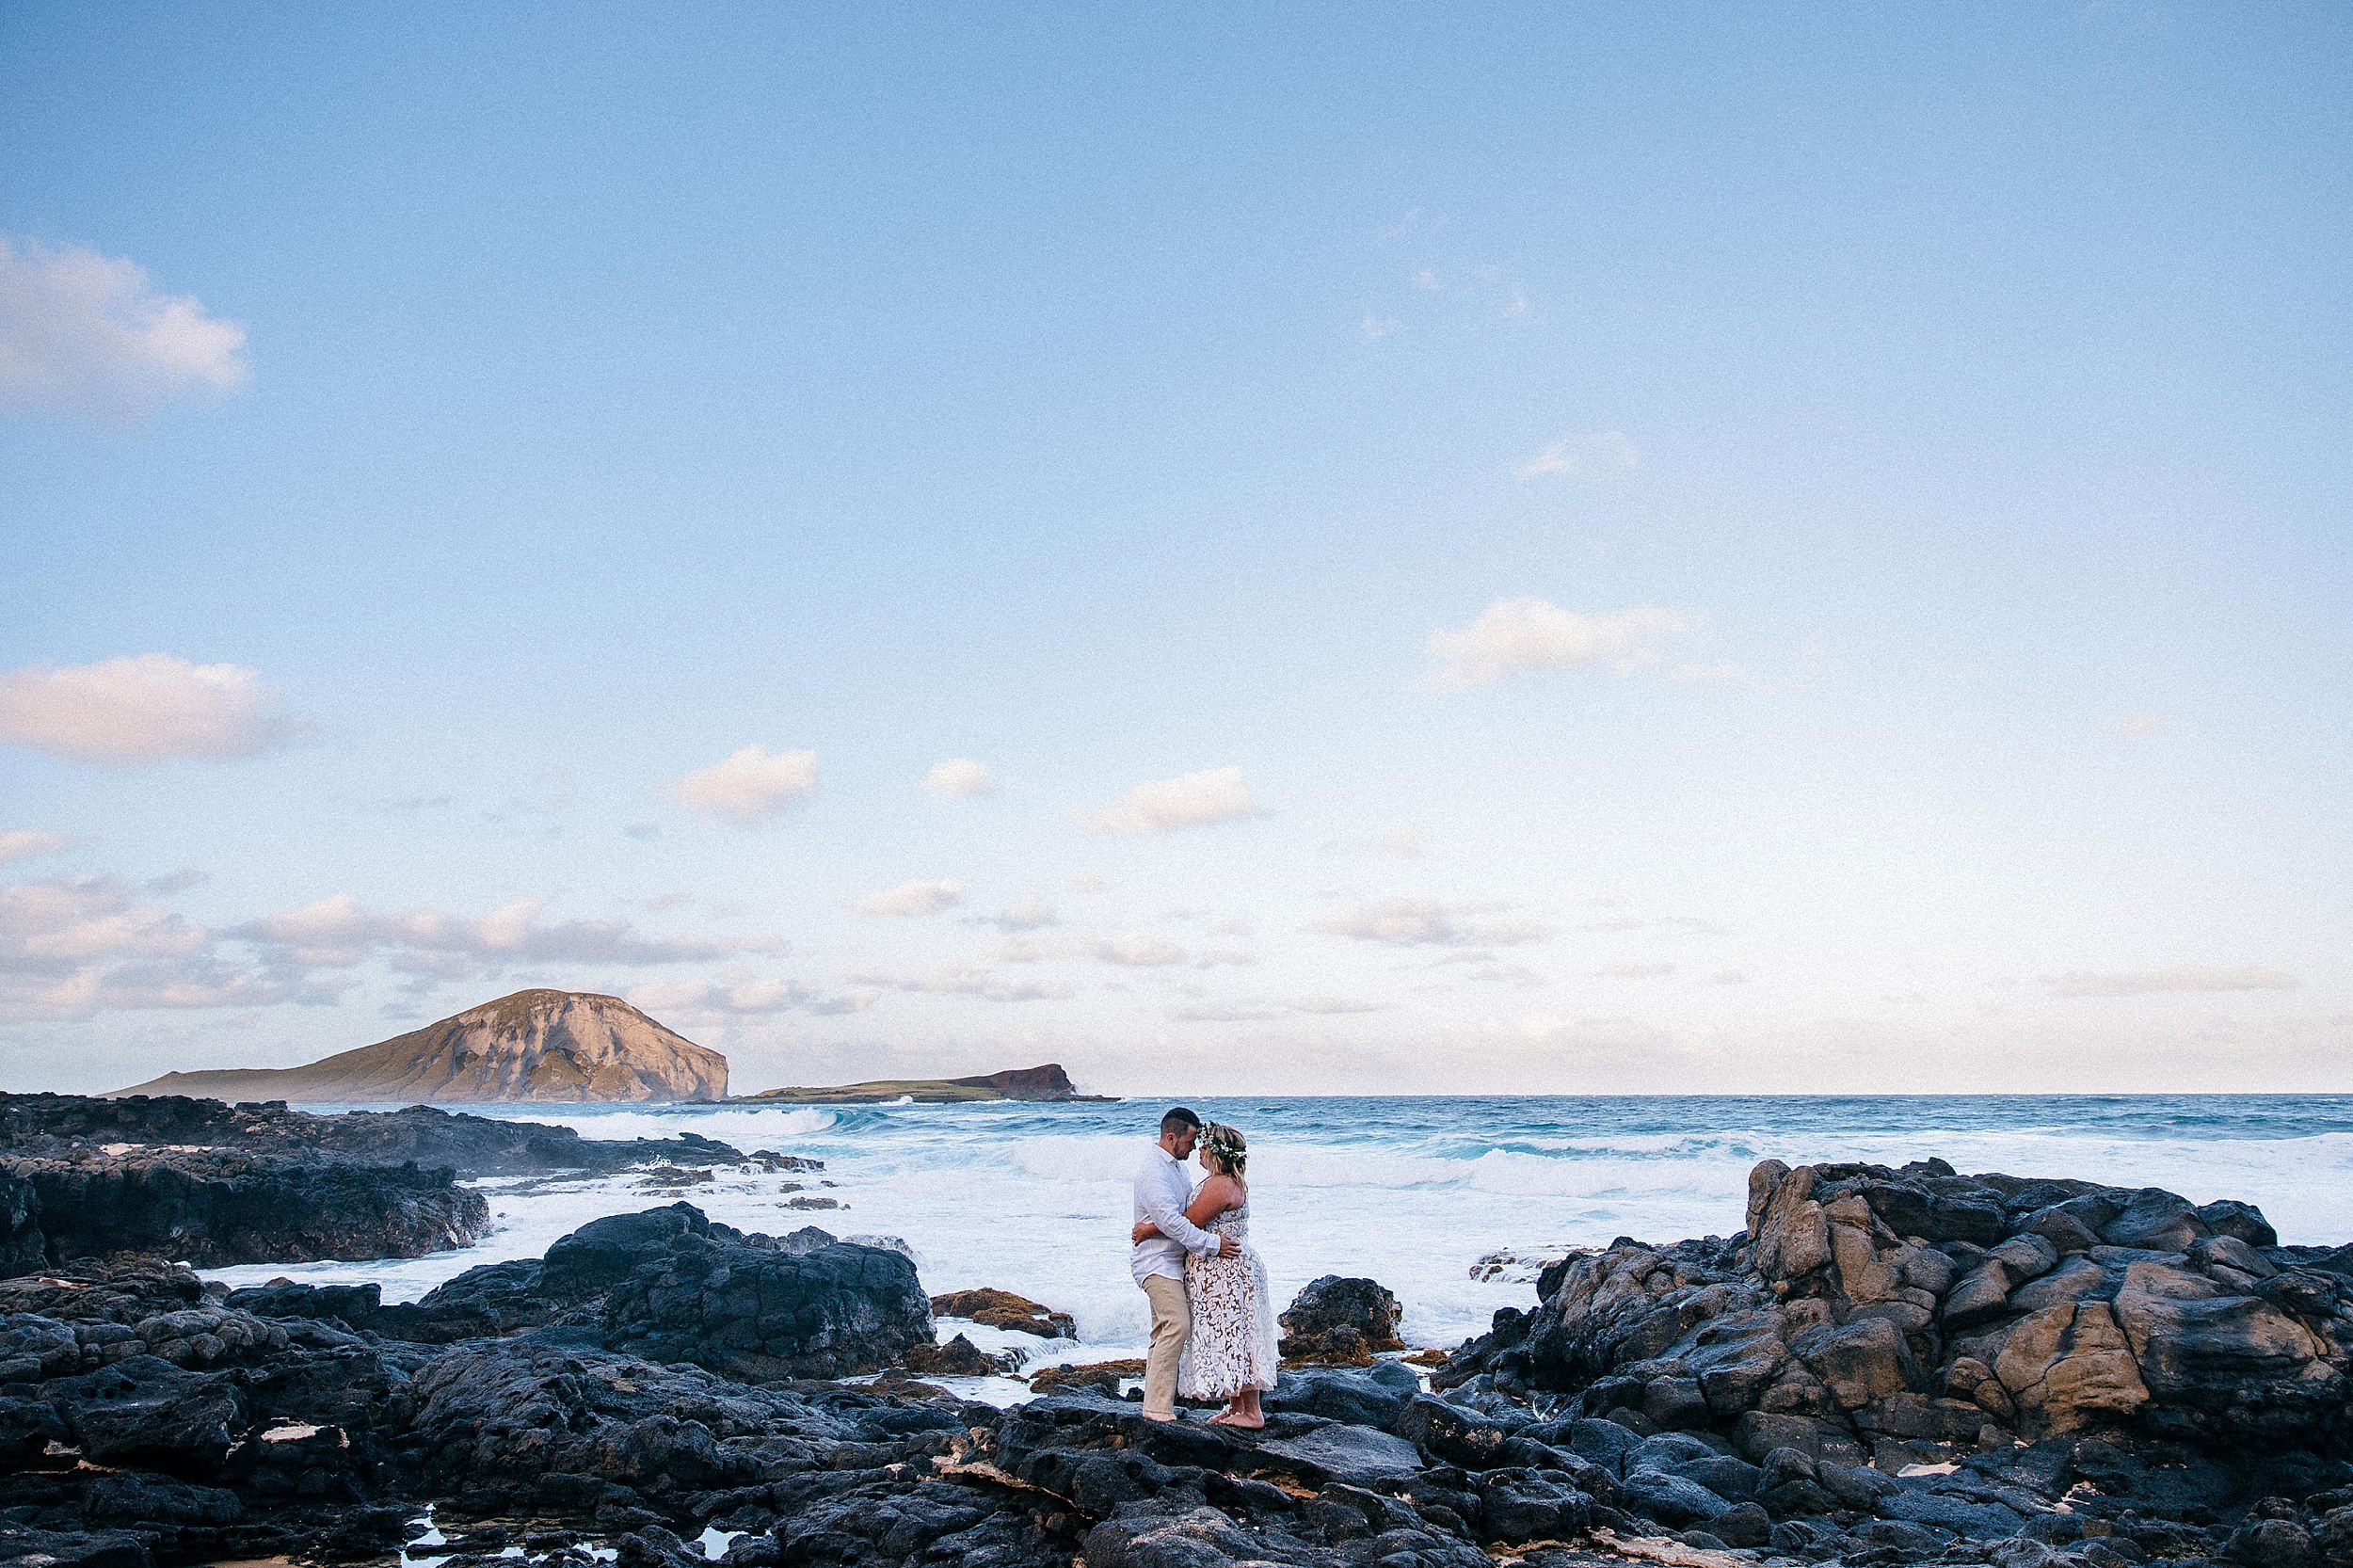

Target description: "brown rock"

left=1026, top=1358, right=1145, bottom=1396
left=1994, top=1300, right=2150, bottom=1433
left=1793, top=1317, right=1913, bottom=1410
left=928, top=1287, right=1076, bottom=1339
left=1751, top=1166, right=1833, bottom=1284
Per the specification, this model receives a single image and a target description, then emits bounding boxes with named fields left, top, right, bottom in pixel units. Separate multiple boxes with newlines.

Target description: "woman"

left=1130, top=1120, right=1277, bottom=1426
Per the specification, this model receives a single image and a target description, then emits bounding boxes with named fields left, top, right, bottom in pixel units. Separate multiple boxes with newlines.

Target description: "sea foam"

left=201, top=1094, right=2353, bottom=1360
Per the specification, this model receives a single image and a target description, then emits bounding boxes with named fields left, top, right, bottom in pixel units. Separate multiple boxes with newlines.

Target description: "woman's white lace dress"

left=1179, top=1196, right=1279, bottom=1399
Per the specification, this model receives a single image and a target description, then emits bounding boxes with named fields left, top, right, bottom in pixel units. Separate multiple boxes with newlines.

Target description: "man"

left=1131, top=1105, right=1238, bottom=1422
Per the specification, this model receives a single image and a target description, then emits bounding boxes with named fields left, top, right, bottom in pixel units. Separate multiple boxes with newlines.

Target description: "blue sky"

left=2, top=4, right=2346, bottom=1095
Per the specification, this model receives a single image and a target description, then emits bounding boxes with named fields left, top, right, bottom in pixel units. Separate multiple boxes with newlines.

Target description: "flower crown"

left=1198, top=1123, right=1247, bottom=1176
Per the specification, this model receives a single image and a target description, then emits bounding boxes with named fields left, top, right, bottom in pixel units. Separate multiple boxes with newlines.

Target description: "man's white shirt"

left=1131, top=1144, right=1223, bottom=1286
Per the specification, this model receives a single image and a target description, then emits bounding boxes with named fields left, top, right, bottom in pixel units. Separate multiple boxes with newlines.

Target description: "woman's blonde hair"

left=1198, top=1121, right=1248, bottom=1179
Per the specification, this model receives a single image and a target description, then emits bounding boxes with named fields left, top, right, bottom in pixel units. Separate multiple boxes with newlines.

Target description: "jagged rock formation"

left=1442, top=1158, right=2353, bottom=1464
left=3, top=1167, right=2350, bottom=1568
left=1, top=1149, right=487, bottom=1271
left=229, top=1202, right=932, bottom=1379
left=112, top=989, right=729, bottom=1104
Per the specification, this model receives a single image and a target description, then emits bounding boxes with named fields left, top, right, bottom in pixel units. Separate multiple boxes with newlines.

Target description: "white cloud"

left=2, top=874, right=204, bottom=966
left=1309, top=899, right=1550, bottom=949
left=1091, top=764, right=1261, bottom=837
left=0, top=873, right=306, bottom=1019
left=1083, top=936, right=1191, bottom=968
left=666, top=745, right=820, bottom=826
left=1517, top=429, right=1640, bottom=479
left=1583, top=915, right=1722, bottom=936
left=983, top=896, right=1058, bottom=932
left=632, top=977, right=876, bottom=1018
left=0, top=655, right=306, bottom=765
left=0, top=831, right=71, bottom=865
left=991, top=936, right=1059, bottom=964
left=2043, top=967, right=2299, bottom=998
left=848, top=967, right=1071, bottom=1003
left=1169, top=994, right=1386, bottom=1024
left=1592, top=961, right=1677, bottom=980
left=0, top=237, right=250, bottom=420
left=1359, top=315, right=1397, bottom=343
left=987, top=931, right=1250, bottom=970
left=236, top=892, right=776, bottom=972
left=2110, top=712, right=2170, bottom=739
left=1420, top=598, right=1695, bottom=690
left=854, top=879, right=967, bottom=919
left=921, top=758, right=999, bottom=798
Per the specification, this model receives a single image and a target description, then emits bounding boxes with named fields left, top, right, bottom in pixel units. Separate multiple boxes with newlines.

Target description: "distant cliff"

left=112, top=989, right=728, bottom=1104
left=738, top=1063, right=1103, bottom=1104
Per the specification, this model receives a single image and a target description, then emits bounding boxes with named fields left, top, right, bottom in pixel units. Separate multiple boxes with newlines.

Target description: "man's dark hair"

left=1160, top=1107, right=1202, bottom=1135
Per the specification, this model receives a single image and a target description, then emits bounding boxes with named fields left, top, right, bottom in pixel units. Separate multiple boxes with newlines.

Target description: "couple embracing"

left=1128, top=1106, right=1278, bottom=1427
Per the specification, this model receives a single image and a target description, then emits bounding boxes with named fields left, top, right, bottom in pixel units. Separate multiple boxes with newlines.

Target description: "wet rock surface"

left=0, top=1160, right=2345, bottom=1568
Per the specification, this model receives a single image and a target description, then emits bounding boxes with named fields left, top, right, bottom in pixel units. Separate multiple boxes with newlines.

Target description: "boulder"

left=1277, top=1275, right=1403, bottom=1365
left=2113, top=1259, right=2345, bottom=1441
left=1792, top=1317, right=1915, bottom=1410
left=1621, top=1464, right=1732, bottom=1525
left=583, top=1207, right=932, bottom=1379
left=43, top=1354, right=242, bottom=1472
left=1261, top=1361, right=1419, bottom=1429
left=1993, top=1301, right=2152, bottom=1435
left=1255, top=1423, right=1427, bottom=1486
left=2103, top=1191, right=2211, bottom=1254
left=345, top=1203, right=933, bottom=1377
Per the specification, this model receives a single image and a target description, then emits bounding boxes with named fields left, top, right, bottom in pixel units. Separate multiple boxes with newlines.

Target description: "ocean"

left=204, top=1094, right=2353, bottom=1384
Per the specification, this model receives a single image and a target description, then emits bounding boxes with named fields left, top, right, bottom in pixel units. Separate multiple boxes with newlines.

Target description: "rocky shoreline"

left=0, top=1099, right=2344, bottom=1568
left=0, top=1092, right=749, bottom=1279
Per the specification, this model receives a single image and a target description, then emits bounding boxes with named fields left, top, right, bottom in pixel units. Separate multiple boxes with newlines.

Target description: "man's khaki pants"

left=1140, top=1273, right=1190, bottom=1417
